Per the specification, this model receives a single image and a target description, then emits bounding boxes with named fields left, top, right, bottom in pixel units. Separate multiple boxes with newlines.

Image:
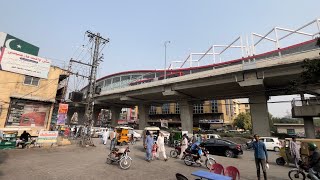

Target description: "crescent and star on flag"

left=5, top=39, right=22, bottom=49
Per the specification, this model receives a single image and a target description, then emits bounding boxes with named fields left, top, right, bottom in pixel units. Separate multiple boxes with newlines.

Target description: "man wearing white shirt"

left=179, top=134, right=188, bottom=159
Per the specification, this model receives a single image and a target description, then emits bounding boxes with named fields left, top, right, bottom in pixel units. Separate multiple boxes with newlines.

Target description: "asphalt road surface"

left=0, top=139, right=294, bottom=180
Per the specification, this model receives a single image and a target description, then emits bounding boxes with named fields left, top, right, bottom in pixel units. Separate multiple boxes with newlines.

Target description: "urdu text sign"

left=37, top=130, right=59, bottom=144
left=0, top=48, right=51, bottom=79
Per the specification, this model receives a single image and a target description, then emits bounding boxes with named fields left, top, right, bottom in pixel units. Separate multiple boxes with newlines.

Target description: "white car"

left=259, top=137, right=282, bottom=152
left=129, top=130, right=142, bottom=140
left=206, top=134, right=221, bottom=140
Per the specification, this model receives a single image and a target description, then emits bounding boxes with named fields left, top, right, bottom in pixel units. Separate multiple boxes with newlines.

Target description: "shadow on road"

left=0, top=151, right=9, bottom=176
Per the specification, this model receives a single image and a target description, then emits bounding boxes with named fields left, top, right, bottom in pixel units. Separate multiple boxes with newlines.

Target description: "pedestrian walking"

left=152, top=142, right=158, bottom=160
left=289, top=136, right=300, bottom=168
left=102, top=129, right=109, bottom=145
left=109, top=129, right=116, bottom=150
left=179, top=134, right=188, bottom=159
left=73, top=126, right=78, bottom=138
left=156, top=132, right=168, bottom=161
left=145, top=130, right=154, bottom=162
left=252, top=134, right=268, bottom=180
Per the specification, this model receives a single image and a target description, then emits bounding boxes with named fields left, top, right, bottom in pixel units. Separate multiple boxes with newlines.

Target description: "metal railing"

left=292, top=97, right=320, bottom=107
left=171, top=18, right=320, bottom=69
left=98, top=18, right=320, bottom=92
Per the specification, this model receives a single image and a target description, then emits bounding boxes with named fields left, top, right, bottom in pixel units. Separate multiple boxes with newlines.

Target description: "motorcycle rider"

left=308, top=142, right=320, bottom=180
left=190, top=141, right=202, bottom=164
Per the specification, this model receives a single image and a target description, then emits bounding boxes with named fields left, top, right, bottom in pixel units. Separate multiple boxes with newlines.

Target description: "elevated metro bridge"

left=75, top=18, right=320, bottom=136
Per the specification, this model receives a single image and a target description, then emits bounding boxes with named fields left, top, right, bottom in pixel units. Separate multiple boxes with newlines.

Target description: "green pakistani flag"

left=4, top=34, right=39, bottom=56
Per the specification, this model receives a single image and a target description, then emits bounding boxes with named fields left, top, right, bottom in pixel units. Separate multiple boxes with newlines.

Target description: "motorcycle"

left=170, top=144, right=191, bottom=159
left=106, top=146, right=132, bottom=170
left=183, top=148, right=216, bottom=169
left=288, top=162, right=320, bottom=180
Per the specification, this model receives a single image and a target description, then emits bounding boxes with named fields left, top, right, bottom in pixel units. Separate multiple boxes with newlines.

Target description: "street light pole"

left=164, top=41, right=170, bottom=80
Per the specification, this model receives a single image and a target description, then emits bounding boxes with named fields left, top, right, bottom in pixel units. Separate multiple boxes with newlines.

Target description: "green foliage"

left=233, top=112, right=252, bottom=130
left=301, top=58, right=320, bottom=84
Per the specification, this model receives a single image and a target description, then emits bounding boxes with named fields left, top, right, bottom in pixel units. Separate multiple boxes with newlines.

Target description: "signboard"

left=57, top=113, right=67, bottom=125
left=58, top=103, right=68, bottom=114
left=57, top=103, right=68, bottom=125
left=37, top=130, right=58, bottom=144
left=160, top=119, right=168, bottom=128
left=199, top=119, right=224, bottom=124
left=0, top=32, right=39, bottom=56
left=70, top=112, right=79, bottom=124
left=0, top=48, right=51, bottom=79
left=6, top=99, right=51, bottom=127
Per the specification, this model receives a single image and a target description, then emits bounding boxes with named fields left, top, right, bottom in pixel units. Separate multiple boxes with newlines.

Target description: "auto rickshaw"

left=114, top=126, right=131, bottom=146
left=276, top=138, right=320, bottom=166
left=142, top=126, right=160, bottom=148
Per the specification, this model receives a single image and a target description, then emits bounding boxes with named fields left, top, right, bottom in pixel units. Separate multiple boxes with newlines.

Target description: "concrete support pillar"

left=300, top=93, right=316, bottom=138
left=110, top=106, right=121, bottom=127
left=179, top=101, right=193, bottom=134
left=304, top=117, right=315, bottom=138
left=249, top=95, right=271, bottom=136
left=138, top=104, right=149, bottom=130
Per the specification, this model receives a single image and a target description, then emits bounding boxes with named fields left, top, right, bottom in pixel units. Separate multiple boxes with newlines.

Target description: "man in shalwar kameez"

left=145, top=130, right=154, bottom=162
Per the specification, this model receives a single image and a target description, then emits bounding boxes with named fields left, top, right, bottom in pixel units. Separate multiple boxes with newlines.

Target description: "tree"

left=286, top=55, right=320, bottom=94
left=301, top=58, right=320, bottom=84
left=233, top=112, right=252, bottom=130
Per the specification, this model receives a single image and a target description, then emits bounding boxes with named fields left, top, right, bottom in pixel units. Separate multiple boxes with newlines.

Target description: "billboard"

left=0, top=48, right=51, bottom=79
left=0, top=32, right=39, bottom=56
left=6, top=99, right=51, bottom=128
left=57, top=103, right=68, bottom=125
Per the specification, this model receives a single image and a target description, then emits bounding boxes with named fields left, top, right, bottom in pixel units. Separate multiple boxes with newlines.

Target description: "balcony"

left=291, top=97, right=320, bottom=118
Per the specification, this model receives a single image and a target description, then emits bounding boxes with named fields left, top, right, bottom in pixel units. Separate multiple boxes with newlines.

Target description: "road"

left=0, top=139, right=294, bottom=180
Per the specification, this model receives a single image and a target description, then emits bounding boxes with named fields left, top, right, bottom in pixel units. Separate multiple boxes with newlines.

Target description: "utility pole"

left=69, top=31, right=109, bottom=146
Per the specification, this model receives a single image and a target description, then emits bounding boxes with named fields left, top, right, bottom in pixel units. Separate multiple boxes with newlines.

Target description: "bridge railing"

left=292, top=97, right=320, bottom=107
left=103, top=18, right=320, bottom=91
left=173, top=18, right=320, bottom=69
left=252, top=18, right=320, bottom=58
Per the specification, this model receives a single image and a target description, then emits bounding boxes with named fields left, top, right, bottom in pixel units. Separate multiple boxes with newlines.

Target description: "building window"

left=175, top=103, right=180, bottom=114
left=162, top=104, right=169, bottom=114
left=193, top=103, right=203, bottom=114
left=211, top=100, right=218, bottom=113
left=24, top=75, right=40, bottom=86
left=230, top=100, right=234, bottom=116
left=225, top=99, right=229, bottom=115
left=149, top=106, right=156, bottom=115
left=287, top=129, right=295, bottom=135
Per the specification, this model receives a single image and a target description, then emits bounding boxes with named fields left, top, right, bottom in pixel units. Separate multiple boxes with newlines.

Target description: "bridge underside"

left=95, top=63, right=307, bottom=107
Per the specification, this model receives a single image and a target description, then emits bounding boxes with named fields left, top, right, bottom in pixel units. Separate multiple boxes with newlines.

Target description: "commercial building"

left=0, top=32, right=68, bottom=136
left=273, top=123, right=305, bottom=137
left=94, top=99, right=249, bottom=130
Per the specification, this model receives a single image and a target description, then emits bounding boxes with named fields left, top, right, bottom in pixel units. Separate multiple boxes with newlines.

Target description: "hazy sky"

left=1, top=1, right=319, bottom=117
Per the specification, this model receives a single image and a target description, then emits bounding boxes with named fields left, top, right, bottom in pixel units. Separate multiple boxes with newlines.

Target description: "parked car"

left=201, top=139, right=243, bottom=158
left=205, top=134, right=221, bottom=140
left=259, top=137, right=282, bottom=152
left=128, top=130, right=142, bottom=141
